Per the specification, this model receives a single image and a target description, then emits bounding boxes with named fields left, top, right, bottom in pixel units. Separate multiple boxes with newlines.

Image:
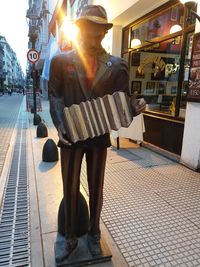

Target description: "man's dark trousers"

left=60, top=146, right=107, bottom=238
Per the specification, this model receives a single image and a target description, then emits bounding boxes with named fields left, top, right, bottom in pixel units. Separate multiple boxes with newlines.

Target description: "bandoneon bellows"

left=63, top=91, right=133, bottom=142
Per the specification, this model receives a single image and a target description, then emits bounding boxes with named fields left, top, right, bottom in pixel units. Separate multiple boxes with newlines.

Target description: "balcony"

left=26, top=7, right=40, bottom=21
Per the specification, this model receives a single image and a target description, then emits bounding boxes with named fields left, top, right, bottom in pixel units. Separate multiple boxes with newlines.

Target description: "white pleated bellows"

left=63, top=91, right=133, bottom=143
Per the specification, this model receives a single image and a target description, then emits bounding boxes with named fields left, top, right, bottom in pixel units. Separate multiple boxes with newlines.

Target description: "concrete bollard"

left=36, top=122, right=48, bottom=138
left=33, top=113, right=42, bottom=125
left=57, top=192, right=89, bottom=237
left=42, top=138, right=58, bottom=162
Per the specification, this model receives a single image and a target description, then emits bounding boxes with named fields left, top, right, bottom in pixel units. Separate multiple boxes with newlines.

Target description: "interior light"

left=169, top=24, right=182, bottom=34
left=179, top=0, right=200, bottom=22
left=131, top=38, right=141, bottom=48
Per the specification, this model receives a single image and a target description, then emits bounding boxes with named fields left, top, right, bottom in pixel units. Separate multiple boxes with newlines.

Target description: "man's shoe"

left=56, top=238, right=78, bottom=263
left=87, top=233, right=102, bottom=257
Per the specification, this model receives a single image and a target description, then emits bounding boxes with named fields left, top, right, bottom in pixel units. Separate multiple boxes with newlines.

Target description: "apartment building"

left=0, top=43, right=4, bottom=93
left=0, top=36, right=24, bottom=93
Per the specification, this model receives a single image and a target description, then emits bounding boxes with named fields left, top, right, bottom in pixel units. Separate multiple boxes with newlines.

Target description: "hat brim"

left=76, top=17, right=113, bottom=30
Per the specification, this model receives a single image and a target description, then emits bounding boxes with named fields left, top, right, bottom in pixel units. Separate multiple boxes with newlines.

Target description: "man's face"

left=79, top=21, right=106, bottom=55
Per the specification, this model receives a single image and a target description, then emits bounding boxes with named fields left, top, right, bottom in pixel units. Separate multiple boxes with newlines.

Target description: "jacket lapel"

left=92, top=53, right=110, bottom=88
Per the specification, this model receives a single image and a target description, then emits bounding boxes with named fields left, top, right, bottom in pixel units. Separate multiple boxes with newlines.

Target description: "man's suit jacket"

left=49, top=49, right=129, bottom=148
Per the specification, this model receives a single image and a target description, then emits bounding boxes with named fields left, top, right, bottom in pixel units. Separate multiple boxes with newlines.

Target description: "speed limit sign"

left=27, top=49, right=40, bottom=64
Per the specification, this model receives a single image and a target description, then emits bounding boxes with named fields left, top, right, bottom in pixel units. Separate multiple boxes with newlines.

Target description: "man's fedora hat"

left=76, top=5, right=113, bottom=30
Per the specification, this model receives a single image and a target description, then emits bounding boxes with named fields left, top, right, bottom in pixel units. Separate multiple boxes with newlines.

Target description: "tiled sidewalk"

left=81, top=147, right=200, bottom=267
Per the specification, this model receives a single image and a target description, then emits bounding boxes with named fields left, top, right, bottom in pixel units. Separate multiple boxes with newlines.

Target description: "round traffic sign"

left=27, top=49, right=40, bottom=64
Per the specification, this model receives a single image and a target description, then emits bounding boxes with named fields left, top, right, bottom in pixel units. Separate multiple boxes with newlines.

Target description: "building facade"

left=0, top=36, right=24, bottom=93
left=26, top=0, right=51, bottom=97
left=0, top=43, right=4, bottom=94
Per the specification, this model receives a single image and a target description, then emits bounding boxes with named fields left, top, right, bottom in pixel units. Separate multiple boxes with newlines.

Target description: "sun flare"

left=60, top=17, right=79, bottom=45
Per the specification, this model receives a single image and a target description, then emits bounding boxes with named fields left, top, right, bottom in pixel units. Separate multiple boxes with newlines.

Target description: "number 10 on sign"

left=27, top=49, right=40, bottom=64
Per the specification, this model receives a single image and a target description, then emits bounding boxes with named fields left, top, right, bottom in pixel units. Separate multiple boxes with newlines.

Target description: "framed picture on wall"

left=171, top=6, right=178, bottom=21
left=131, top=52, right=141, bottom=66
left=151, top=57, right=175, bottom=81
left=146, top=81, right=156, bottom=90
left=136, top=67, right=145, bottom=79
left=157, top=81, right=167, bottom=94
left=145, top=81, right=155, bottom=94
left=131, top=81, right=142, bottom=95
left=151, top=63, right=165, bottom=80
left=171, top=86, right=177, bottom=94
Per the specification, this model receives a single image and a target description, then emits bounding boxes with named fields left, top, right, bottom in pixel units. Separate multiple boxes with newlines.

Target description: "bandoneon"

left=63, top=91, right=133, bottom=143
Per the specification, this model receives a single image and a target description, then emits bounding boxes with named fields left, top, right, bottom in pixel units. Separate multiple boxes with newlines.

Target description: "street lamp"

left=26, top=6, right=41, bottom=125
left=180, top=0, right=200, bottom=22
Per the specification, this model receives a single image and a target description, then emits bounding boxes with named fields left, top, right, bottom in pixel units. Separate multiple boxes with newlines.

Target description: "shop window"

left=129, top=37, right=182, bottom=115
left=130, top=4, right=184, bottom=47
left=122, top=0, right=197, bottom=118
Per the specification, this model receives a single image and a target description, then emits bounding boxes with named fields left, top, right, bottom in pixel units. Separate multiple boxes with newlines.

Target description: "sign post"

left=27, top=49, right=40, bottom=119
left=27, top=49, right=40, bottom=64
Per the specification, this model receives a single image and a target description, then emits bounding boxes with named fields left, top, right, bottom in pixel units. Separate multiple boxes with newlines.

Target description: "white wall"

left=181, top=4, right=200, bottom=171
left=181, top=103, right=200, bottom=170
left=111, top=26, right=122, bottom=57
left=101, top=26, right=122, bottom=57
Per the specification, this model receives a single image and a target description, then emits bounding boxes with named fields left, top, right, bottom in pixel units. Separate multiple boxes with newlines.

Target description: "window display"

left=122, top=2, right=195, bottom=118
left=129, top=38, right=181, bottom=115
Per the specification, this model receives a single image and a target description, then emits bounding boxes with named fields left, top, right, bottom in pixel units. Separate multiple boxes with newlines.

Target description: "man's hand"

left=58, top=124, right=72, bottom=146
left=130, top=91, right=146, bottom=115
left=135, top=98, right=146, bottom=114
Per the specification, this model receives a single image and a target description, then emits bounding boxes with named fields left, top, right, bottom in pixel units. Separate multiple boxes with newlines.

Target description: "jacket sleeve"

left=48, top=55, right=65, bottom=130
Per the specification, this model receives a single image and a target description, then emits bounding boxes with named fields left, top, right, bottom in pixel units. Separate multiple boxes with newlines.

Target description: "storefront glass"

left=131, top=4, right=184, bottom=44
left=128, top=37, right=182, bottom=115
left=122, top=1, right=196, bottom=118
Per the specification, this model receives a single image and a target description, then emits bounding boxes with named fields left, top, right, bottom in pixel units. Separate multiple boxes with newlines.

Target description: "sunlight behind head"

left=60, top=17, right=79, bottom=46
